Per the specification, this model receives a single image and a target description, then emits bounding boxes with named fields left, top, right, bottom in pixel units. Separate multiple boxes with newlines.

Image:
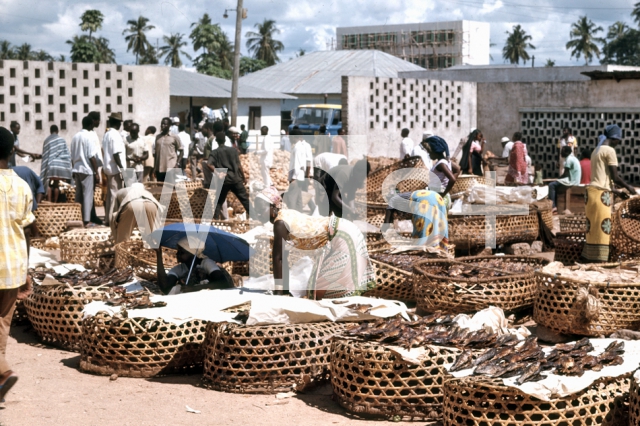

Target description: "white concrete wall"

left=463, top=21, right=491, bottom=66
left=343, top=75, right=477, bottom=159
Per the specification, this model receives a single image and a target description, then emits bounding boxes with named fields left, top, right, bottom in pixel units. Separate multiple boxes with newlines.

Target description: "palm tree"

left=159, top=33, right=191, bottom=68
left=633, top=2, right=640, bottom=26
left=502, top=25, right=535, bottom=64
left=139, top=45, right=159, bottom=65
left=57, top=54, right=66, bottom=62
left=13, top=43, right=34, bottom=60
left=32, top=50, right=53, bottom=61
left=190, top=13, right=218, bottom=53
left=296, top=48, right=306, bottom=57
left=545, top=58, right=556, bottom=67
left=94, top=37, right=116, bottom=63
left=245, top=19, right=284, bottom=66
left=566, top=16, right=604, bottom=65
left=123, top=16, right=155, bottom=64
left=0, top=40, right=14, bottom=59
left=607, top=21, right=629, bottom=41
left=215, top=32, right=234, bottom=70
left=67, top=35, right=99, bottom=63
left=79, top=9, right=104, bottom=42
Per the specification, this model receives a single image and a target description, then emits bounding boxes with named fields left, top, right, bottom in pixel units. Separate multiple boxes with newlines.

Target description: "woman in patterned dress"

left=253, top=187, right=376, bottom=300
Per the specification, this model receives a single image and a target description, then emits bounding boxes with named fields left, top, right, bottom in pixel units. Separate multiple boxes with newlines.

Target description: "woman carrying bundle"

left=253, top=187, right=375, bottom=300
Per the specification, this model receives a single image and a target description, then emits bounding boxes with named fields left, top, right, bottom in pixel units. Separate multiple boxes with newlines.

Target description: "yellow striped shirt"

left=0, top=169, right=35, bottom=289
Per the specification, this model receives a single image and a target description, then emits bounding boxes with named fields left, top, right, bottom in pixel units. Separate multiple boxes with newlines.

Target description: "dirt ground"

left=0, top=326, right=403, bottom=426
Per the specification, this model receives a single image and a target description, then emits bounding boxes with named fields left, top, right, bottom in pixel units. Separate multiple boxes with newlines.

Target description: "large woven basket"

left=80, top=312, right=207, bottom=377
left=66, top=185, right=104, bottom=207
left=560, top=214, right=587, bottom=233
left=414, top=256, right=549, bottom=314
left=611, top=198, right=640, bottom=262
left=533, top=268, right=640, bottom=336
left=60, top=227, right=114, bottom=269
left=554, top=231, right=586, bottom=265
left=34, top=203, right=83, bottom=237
left=630, top=375, right=640, bottom=426
left=355, top=199, right=413, bottom=229
left=364, top=156, right=429, bottom=204
left=442, top=374, right=630, bottom=426
left=145, top=180, right=202, bottom=219
left=448, top=208, right=539, bottom=250
left=202, top=321, right=349, bottom=394
left=24, top=284, right=109, bottom=351
left=250, top=235, right=315, bottom=277
left=114, top=240, right=177, bottom=281
left=331, top=338, right=460, bottom=420
left=450, top=175, right=496, bottom=198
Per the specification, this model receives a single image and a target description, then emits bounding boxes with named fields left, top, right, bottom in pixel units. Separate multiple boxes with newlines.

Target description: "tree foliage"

left=67, top=35, right=100, bottom=63
left=239, top=56, right=267, bottom=76
left=545, top=58, right=556, bottom=67
left=139, top=45, right=159, bottom=65
left=602, top=28, right=640, bottom=65
left=123, top=16, right=155, bottom=65
left=0, top=40, right=14, bottom=59
left=159, top=33, right=191, bottom=68
left=633, top=2, right=640, bottom=26
left=13, top=43, right=33, bottom=60
left=502, top=25, right=535, bottom=64
left=80, top=9, right=104, bottom=41
left=566, top=16, right=604, bottom=65
left=246, top=19, right=284, bottom=66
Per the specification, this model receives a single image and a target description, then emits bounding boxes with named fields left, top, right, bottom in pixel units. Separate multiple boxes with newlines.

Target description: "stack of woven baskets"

left=34, top=202, right=83, bottom=238
left=59, top=227, right=114, bottom=269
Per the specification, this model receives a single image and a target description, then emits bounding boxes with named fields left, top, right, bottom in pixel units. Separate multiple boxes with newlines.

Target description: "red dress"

left=580, top=158, right=591, bottom=184
left=505, top=141, right=528, bottom=185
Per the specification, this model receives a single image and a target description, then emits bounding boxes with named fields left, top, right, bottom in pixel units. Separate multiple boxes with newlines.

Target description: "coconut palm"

left=633, top=2, right=640, bottom=26
left=13, top=43, right=34, bottom=60
left=566, top=16, right=604, bottom=65
left=139, top=45, right=159, bottom=65
left=296, top=48, right=306, bottom=57
left=190, top=13, right=220, bottom=53
left=0, top=40, right=14, bottom=59
left=57, top=54, right=66, bottom=62
left=607, top=21, right=630, bottom=41
left=32, top=50, right=53, bottom=61
left=245, top=19, right=284, bottom=66
left=67, top=35, right=100, bottom=63
left=94, top=37, right=116, bottom=63
left=502, top=25, right=535, bottom=64
left=159, top=33, right=191, bottom=68
left=80, top=9, right=104, bottom=42
left=123, top=16, right=155, bottom=64
left=545, top=58, right=556, bottom=67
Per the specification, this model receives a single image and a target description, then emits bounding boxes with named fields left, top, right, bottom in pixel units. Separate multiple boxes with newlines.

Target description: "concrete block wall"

left=343, top=75, right=477, bottom=159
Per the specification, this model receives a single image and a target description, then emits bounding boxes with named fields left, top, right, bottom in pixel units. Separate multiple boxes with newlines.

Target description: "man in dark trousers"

left=206, top=131, right=250, bottom=219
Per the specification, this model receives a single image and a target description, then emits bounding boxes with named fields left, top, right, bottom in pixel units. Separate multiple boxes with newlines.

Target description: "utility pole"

left=227, top=0, right=244, bottom=127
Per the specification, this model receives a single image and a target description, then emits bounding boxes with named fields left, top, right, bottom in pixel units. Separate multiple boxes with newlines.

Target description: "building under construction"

left=336, top=20, right=490, bottom=69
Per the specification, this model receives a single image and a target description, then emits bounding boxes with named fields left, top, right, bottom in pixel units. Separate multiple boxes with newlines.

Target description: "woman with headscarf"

left=582, top=124, right=637, bottom=263
left=40, top=125, right=72, bottom=202
left=155, top=236, right=235, bottom=294
left=253, top=187, right=375, bottom=300
left=423, top=135, right=459, bottom=208
left=459, top=129, right=484, bottom=176
left=505, top=132, right=529, bottom=185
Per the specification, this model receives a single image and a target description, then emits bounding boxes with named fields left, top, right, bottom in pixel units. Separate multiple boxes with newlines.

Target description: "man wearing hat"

left=102, top=112, right=126, bottom=226
left=412, top=131, right=433, bottom=167
left=501, top=136, right=513, bottom=158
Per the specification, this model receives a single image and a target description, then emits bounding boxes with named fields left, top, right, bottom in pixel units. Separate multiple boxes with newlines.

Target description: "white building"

left=336, top=20, right=490, bottom=69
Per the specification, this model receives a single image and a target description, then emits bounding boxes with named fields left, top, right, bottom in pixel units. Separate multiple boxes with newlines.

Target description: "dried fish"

left=450, top=350, right=474, bottom=372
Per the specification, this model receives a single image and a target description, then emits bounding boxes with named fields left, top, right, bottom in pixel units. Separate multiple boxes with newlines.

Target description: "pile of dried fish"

left=30, top=267, right=133, bottom=287
left=422, top=259, right=536, bottom=280
left=369, top=253, right=418, bottom=272
left=104, top=287, right=166, bottom=309
left=345, top=313, right=504, bottom=350
left=450, top=337, right=626, bottom=385
left=542, top=262, right=640, bottom=284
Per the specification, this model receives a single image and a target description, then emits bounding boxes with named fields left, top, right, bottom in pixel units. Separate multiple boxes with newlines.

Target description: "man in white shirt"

left=126, top=123, right=148, bottom=183
left=399, top=128, right=413, bottom=159
left=412, top=131, right=432, bottom=166
left=285, top=129, right=313, bottom=212
left=70, top=116, right=100, bottom=225
left=170, top=117, right=180, bottom=136
left=102, top=113, right=126, bottom=226
left=501, top=137, right=514, bottom=158
left=256, top=125, right=273, bottom=187
left=314, top=152, right=347, bottom=173
left=177, top=124, right=191, bottom=171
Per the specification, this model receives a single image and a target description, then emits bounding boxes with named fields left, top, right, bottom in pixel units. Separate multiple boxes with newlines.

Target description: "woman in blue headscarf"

left=423, top=135, right=459, bottom=208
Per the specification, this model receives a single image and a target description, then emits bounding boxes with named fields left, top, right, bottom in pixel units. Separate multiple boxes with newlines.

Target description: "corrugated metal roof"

left=239, top=50, right=425, bottom=95
left=170, top=68, right=296, bottom=99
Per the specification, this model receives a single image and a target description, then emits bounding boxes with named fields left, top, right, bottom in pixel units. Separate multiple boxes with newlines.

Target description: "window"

left=248, top=106, right=262, bottom=130
left=60, top=104, right=66, bottom=113
left=59, top=69, right=65, bottom=79
left=23, top=94, right=29, bottom=104
left=83, top=70, right=88, bottom=79
left=72, top=78, right=77, bottom=88
left=106, top=104, right=111, bottom=113
left=9, top=68, right=15, bottom=78
left=48, top=77, right=53, bottom=88
left=0, top=76, right=3, bottom=86
left=95, top=95, right=100, bottom=104
left=106, top=71, right=111, bottom=80
left=117, top=95, right=122, bottom=105
left=128, top=72, right=132, bottom=81
left=60, top=87, right=65, bottom=96
left=0, top=112, right=4, bottom=122
left=35, top=120, right=42, bottom=130
left=0, top=94, right=3, bottom=103
left=94, top=79, right=99, bottom=88
left=23, top=77, right=28, bottom=86
left=83, top=87, right=89, bottom=96
left=35, top=103, right=41, bottom=113
left=47, top=62, right=53, bottom=71
left=48, top=95, right=53, bottom=105
left=83, top=104, right=89, bottom=113
left=72, top=112, right=78, bottom=122
left=35, top=86, right=41, bottom=96
left=117, top=80, right=122, bottom=89
left=72, top=63, right=77, bottom=71
left=128, top=104, right=133, bottom=113
left=9, top=86, right=15, bottom=96
left=35, top=69, right=40, bottom=78
left=95, top=63, right=100, bottom=71
left=24, top=112, right=29, bottom=122
left=48, top=112, right=54, bottom=121
left=106, top=87, right=111, bottom=96
left=117, top=65, right=122, bottom=72
left=72, top=95, right=77, bottom=105
left=10, top=104, right=16, bottom=113
left=128, top=88, right=133, bottom=97
left=60, top=120, right=66, bottom=130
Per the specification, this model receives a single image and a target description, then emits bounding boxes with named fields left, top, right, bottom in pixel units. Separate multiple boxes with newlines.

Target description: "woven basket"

left=227, top=190, right=247, bottom=215
left=533, top=268, right=640, bottom=336
left=414, top=256, right=549, bottom=314
left=331, top=338, right=460, bottom=420
left=30, top=237, right=46, bottom=250
left=80, top=312, right=207, bottom=377
left=448, top=209, right=539, bottom=250
left=450, top=175, right=496, bottom=198
left=442, top=374, right=630, bottom=426
left=114, top=240, right=177, bottom=281
left=554, top=232, right=586, bottom=265
left=66, top=185, right=104, bottom=207
left=60, top=227, right=114, bottom=269
left=355, top=200, right=413, bottom=229
left=34, top=203, right=83, bottom=237
left=631, top=375, right=640, bottom=426
left=250, top=235, right=314, bottom=277
left=24, top=284, right=109, bottom=351
left=202, top=321, right=348, bottom=394
left=560, top=214, right=587, bottom=233
left=611, top=198, right=640, bottom=261
left=145, top=180, right=202, bottom=219
left=366, top=156, right=427, bottom=194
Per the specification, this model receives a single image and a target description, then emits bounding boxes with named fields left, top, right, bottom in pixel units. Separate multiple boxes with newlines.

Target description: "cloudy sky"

left=0, top=0, right=637, bottom=67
